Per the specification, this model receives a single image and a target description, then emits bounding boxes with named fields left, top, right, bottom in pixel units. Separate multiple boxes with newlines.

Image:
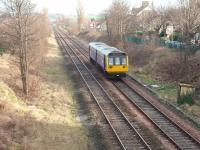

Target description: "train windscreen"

left=121, top=57, right=126, bottom=65
left=109, top=53, right=126, bottom=65
left=109, top=57, right=114, bottom=65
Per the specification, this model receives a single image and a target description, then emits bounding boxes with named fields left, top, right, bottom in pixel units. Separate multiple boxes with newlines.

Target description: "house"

left=131, top=0, right=154, bottom=31
left=89, top=18, right=107, bottom=32
left=89, top=18, right=96, bottom=29
left=132, top=0, right=154, bottom=17
left=166, top=24, right=174, bottom=38
left=96, top=21, right=107, bottom=32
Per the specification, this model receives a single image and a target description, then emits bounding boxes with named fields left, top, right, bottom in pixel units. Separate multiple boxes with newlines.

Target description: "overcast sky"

left=32, top=0, right=177, bottom=15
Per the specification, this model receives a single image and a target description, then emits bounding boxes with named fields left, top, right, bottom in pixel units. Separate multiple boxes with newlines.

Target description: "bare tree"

left=27, top=9, right=51, bottom=68
left=172, top=0, right=200, bottom=83
left=155, top=0, right=200, bottom=85
left=76, top=0, right=85, bottom=32
left=151, top=7, right=173, bottom=33
left=106, top=0, right=130, bottom=40
left=177, top=0, right=200, bottom=42
left=1, top=0, right=37, bottom=95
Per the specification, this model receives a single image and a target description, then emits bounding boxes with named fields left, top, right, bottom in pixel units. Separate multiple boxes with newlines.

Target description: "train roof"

left=89, top=42, right=126, bottom=56
left=89, top=42, right=107, bottom=47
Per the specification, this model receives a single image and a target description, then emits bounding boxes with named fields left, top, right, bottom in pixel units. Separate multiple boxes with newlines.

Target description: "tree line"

left=104, top=0, right=200, bottom=43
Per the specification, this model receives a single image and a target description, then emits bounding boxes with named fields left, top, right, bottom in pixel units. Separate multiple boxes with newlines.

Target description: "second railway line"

left=55, top=29, right=200, bottom=150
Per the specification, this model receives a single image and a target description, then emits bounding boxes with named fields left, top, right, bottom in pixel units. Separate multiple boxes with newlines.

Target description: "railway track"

left=58, top=29, right=200, bottom=149
left=114, top=80, right=200, bottom=150
left=55, top=30, right=151, bottom=150
left=58, top=30, right=169, bottom=149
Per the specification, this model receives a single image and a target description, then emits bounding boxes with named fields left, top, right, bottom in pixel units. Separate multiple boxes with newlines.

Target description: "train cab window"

left=109, top=57, right=114, bottom=65
left=121, top=57, right=126, bottom=65
left=115, top=57, right=120, bottom=65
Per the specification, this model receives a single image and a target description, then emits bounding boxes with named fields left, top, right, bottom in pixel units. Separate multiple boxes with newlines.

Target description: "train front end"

left=105, top=52, right=129, bottom=78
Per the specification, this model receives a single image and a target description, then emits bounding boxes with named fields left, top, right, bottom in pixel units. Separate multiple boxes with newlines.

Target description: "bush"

left=148, top=30, right=155, bottom=35
left=135, top=31, right=144, bottom=36
left=159, top=30, right=166, bottom=37
left=127, top=45, right=154, bottom=67
left=156, top=55, right=200, bottom=83
left=169, top=32, right=181, bottom=41
left=177, top=93, right=194, bottom=105
left=0, top=48, right=5, bottom=56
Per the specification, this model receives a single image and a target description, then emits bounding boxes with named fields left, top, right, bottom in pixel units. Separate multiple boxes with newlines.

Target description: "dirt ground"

left=0, top=35, right=99, bottom=150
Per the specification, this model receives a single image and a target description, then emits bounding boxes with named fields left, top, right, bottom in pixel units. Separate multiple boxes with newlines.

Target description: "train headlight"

left=109, top=66, right=113, bottom=69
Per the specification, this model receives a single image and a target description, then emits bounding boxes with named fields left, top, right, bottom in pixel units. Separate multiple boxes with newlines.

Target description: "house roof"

left=132, top=1, right=153, bottom=16
left=96, top=20, right=106, bottom=26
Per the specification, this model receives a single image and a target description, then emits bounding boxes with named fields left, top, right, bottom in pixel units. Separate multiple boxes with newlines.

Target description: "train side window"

left=109, top=57, right=114, bottom=65
left=115, top=57, right=120, bottom=65
left=121, top=57, right=126, bottom=65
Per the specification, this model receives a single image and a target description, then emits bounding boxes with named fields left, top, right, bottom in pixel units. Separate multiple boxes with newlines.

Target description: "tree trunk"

left=19, top=46, right=28, bottom=95
left=19, top=17, right=28, bottom=95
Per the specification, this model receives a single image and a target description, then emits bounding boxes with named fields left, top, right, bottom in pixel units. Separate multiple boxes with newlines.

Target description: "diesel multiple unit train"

left=89, top=42, right=128, bottom=78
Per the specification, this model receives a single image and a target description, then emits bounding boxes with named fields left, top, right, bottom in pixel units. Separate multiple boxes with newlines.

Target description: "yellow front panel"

left=107, top=66, right=129, bottom=73
left=106, top=56, right=129, bottom=73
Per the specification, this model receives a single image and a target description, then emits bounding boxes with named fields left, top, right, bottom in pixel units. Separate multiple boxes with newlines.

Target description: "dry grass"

left=0, top=34, right=90, bottom=150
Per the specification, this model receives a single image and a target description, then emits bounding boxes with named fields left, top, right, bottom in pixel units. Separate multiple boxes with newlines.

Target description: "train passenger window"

left=121, top=57, right=126, bottom=65
left=109, top=57, right=114, bottom=65
left=115, top=57, right=120, bottom=65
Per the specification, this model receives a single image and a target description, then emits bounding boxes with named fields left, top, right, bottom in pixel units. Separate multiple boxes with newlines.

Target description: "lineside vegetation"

left=0, top=0, right=51, bottom=96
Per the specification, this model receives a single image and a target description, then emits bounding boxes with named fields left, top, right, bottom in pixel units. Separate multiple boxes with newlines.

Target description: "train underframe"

left=104, top=71, right=126, bottom=79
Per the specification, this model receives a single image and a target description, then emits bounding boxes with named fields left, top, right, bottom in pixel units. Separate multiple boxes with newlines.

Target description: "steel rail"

left=58, top=30, right=166, bottom=149
left=60, top=30, right=200, bottom=149
left=55, top=30, right=151, bottom=150
left=113, top=80, right=200, bottom=150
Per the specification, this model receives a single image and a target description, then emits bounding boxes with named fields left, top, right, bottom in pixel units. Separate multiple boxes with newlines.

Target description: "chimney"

left=142, top=1, right=149, bottom=7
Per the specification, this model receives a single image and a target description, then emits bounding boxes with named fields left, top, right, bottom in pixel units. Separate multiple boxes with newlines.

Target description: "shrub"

left=159, top=30, right=166, bottom=37
left=135, top=31, right=144, bottom=36
left=156, top=55, right=200, bottom=83
left=0, top=48, right=5, bottom=56
left=148, top=30, right=155, bottom=35
left=169, top=32, right=181, bottom=41
left=177, top=93, right=194, bottom=105
left=126, top=45, right=154, bottom=67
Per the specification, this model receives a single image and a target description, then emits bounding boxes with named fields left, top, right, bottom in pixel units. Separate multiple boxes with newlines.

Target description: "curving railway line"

left=55, top=30, right=151, bottom=150
left=55, top=29, right=200, bottom=150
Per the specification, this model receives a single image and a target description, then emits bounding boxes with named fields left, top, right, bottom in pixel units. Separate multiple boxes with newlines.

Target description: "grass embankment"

left=0, top=35, right=90, bottom=150
left=130, top=67, right=200, bottom=124
left=131, top=68, right=177, bottom=102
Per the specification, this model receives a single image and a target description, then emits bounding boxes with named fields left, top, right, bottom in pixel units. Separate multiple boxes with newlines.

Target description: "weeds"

left=0, top=48, right=5, bottom=56
left=28, top=75, right=42, bottom=98
left=177, top=93, right=195, bottom=105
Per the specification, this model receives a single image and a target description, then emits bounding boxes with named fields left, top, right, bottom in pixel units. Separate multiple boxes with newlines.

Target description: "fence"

left=124, top=36, right=200, bottom=51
